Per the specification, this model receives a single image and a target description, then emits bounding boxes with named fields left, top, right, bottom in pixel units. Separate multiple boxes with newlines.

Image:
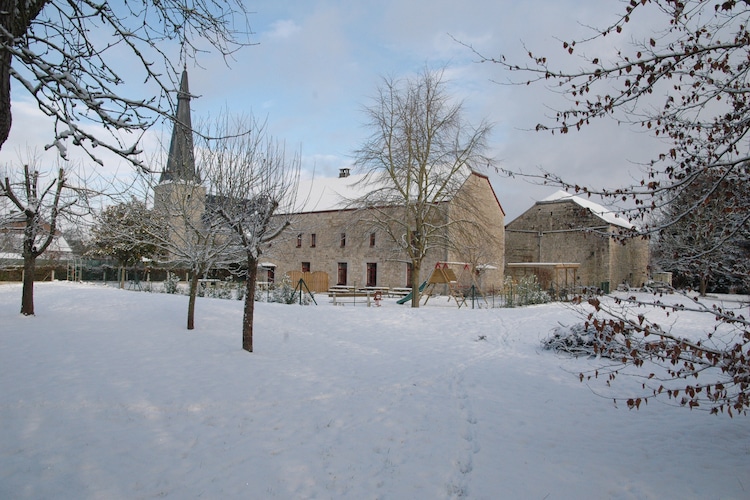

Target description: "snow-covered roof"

left=541, top=190, right=633, bottom=229
left=1, top=212, right=74, bottom=255
left=0, top=234, right=73, bottom=257
left=294, top=172, right=369, bottom=213
left=52, top=234, right=74, bottom=254
left=294, top=167, right=477, bottom=213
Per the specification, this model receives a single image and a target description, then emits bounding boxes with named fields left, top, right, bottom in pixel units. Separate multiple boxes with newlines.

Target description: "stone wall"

left=446, top=173, right=505, bottom=290
left=267, top=207, right=427, bottom=289
left=153, top=181, right=207, bottom=261
left=609, top=235, right=650, bottom=288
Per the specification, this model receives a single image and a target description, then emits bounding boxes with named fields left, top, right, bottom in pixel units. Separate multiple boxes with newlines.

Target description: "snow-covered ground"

left=1, top=282, right=748, bottom=499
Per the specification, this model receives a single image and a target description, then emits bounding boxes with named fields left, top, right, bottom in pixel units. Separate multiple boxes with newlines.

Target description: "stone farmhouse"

left=262, top=168, right=506, bottom=293
left=504, top=190, right=650, bottom=293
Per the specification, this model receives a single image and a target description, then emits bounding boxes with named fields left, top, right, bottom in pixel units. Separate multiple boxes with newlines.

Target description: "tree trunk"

left=187, top=271, right=200, bottom=330
left=410, top=260, right=421, bottom=308
left=21, top=253, right=36, bottom=315
left=242, top=255, right=258, bottom=352
left=119, top=266, right=125, bottom=289
left=0, top=0, right=13, bottom=149
left=699, top=275, right=708, bottom=297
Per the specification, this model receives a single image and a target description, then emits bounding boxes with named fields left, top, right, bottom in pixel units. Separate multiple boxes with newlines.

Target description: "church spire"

left=160, top=68, right=198, bottom=183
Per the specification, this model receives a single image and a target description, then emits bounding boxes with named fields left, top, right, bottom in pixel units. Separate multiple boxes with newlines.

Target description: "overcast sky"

left=0, top=1, right=667, bottom=221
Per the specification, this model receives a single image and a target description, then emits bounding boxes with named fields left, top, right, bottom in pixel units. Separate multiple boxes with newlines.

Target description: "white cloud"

left=1, top=1, right=680, bottom=222
left=266, top=19, right=301, bottom=40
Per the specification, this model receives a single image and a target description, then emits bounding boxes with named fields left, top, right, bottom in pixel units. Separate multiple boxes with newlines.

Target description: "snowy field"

left=1, top=282, right=749, bottom=499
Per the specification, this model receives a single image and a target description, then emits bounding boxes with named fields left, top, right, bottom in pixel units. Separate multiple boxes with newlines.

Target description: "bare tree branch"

left=0, top=0, right=253, bottom=169
left=198, top=113, right=301, bottom=352
left=475, top=0, right=750, bottom=415
left=351, top=66, right=496, bottom=307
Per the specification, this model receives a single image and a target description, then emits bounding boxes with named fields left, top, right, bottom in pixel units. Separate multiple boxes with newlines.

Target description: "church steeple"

left=160, top=68, right=198, bottom=183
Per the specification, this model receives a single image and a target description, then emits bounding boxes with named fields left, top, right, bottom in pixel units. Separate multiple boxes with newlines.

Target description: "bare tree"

left=470, top=0, right=750, bottom=415
left=352, top=67, right=494, bottom=307
left=1, top=159, right=83, bottom=315
left=652, top=173, right=750, bottom=295
left=199, top=114, right=300, bottom=352
left=0, top=0, right=252, bottom=167
left=88, top=176, right=239, bottom=331
left=150, top=175, right=241, bottom=330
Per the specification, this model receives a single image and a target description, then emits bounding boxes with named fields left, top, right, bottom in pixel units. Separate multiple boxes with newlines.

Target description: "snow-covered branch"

left=0, top=0, right=253, bottom=168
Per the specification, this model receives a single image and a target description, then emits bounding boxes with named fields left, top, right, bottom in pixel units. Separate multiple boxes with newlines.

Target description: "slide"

left=397, top=281, right=428, bottom=305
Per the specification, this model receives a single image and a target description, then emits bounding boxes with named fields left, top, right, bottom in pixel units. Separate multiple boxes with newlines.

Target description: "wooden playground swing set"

left=421, top=261, right=487, bottom=308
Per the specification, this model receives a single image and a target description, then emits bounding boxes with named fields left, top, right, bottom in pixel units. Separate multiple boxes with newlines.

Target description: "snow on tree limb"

left=0, top=0, right=253, bottom=169
left=471, top=0, right=750, bottom=415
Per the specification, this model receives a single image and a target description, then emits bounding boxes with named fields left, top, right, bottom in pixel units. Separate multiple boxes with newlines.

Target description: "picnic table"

left=328, top=287, right=375, bottom=306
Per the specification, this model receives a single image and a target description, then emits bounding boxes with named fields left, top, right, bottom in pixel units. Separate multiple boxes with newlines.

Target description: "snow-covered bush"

left=221, top=284, right=234, bottom=300
left=270, top=275, right=297, bottom=304
left=266, top=275, right=312, bottom=305
left=516, top=275, right=551, bottom=305
left=196, top=280, right=232, bottom=299
left=163, top=272, right=179, bottom=294
left=502, top=275, right=551, bottom=307
left=542, top=322, right=632, bottom=358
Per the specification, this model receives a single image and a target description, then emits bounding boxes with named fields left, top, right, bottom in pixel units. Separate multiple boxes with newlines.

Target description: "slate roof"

left=159, top=69, right=198, bottom=183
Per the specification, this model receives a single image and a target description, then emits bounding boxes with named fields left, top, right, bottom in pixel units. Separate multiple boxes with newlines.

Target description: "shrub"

left=542, top=322, right=632, bottom=358
left=163, top=272, right=179, bottom=294
left=267, top=275, right=312, bottom=305
left=502, top=275, right=551, bottom=307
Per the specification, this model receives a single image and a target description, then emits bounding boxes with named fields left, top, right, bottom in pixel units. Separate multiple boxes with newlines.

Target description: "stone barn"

left=505, top=190, right=649, bottom=292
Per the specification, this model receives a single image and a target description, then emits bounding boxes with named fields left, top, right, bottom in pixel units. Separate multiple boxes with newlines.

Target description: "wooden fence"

left=286, top=271, right=329, bottom=293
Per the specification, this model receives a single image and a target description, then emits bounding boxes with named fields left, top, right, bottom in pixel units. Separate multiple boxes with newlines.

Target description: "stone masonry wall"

left=610, top=235, right=650, bottom=287
left=505, top=199, right=649, bottom=288
left=446, top=173, right=505, bottom=290
left=266, top=208, right=441, bottom=289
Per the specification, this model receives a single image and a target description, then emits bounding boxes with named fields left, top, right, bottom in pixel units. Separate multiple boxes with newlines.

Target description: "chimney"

left=339, top=168, right=350, bottom=178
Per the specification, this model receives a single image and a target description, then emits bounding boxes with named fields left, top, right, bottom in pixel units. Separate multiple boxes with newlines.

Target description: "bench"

left=329, top=290, right=374, bottom=306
